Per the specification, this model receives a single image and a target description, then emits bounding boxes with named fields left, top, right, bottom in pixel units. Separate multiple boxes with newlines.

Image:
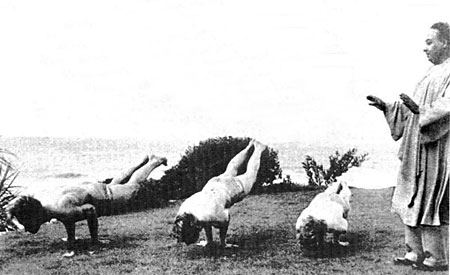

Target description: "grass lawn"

left=0, top=187, right=447, bottom=275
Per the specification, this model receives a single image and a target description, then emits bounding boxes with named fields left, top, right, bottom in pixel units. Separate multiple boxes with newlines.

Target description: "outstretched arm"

left=367, top=95, right=411, bottom=141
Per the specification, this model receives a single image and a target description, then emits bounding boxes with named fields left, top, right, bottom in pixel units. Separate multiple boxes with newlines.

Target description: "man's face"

left=423, top=29, right=447, bottom=65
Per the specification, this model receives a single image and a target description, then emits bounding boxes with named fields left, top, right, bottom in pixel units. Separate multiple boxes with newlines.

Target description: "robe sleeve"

left=419, top=86, right=450, bottom=143
left=384, top=101, right=411, bottom=141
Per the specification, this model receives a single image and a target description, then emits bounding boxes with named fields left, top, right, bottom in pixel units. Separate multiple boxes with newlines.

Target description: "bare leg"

left=107, top=156, right=167, bottom=206
left=127, top=156, right=167, bottom=185
left=109, top=155, right=150, bottom=185
left=236, top=140, right=266, bottom=194
left=324, top=181, right=343, bottom=195
left=223, top=139, right=255, bottom=177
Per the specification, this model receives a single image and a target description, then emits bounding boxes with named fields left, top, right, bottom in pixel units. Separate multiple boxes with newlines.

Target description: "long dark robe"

left=384, top=59, right=450, bottom=227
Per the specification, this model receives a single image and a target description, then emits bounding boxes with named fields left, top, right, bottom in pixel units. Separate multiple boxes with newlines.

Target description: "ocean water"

left=0, top=136, right=400, bottom=190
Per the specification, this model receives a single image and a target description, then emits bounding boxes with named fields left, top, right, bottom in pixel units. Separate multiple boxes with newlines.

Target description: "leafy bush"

left=160, top=136, right=282, bottom=200
left=131, top=179, right=169, bottom=210
left=302, top=148, right=368, bottom=186
left=0, top=149, right=19, bottom=232
left=258, top=174, right=322, bottom=194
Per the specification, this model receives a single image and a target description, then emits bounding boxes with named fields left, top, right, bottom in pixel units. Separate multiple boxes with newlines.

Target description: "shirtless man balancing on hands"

left=6, top=154, right=167, bottom=253
left=172, top=139, right=266, bottom=249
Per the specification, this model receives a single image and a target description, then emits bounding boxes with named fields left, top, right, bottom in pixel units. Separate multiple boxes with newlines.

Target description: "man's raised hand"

left=399, top=93, right=420, bottom=114
left=367, top=95, right=387, bottom=112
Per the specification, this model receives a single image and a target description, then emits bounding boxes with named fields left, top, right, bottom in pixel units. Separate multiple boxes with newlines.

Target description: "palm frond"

left=0, top=148, right=19, bottom=231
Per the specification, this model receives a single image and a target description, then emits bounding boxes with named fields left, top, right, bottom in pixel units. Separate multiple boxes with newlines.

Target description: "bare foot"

left=253, top=140, right=267, bottom=151
left=153, top=156, right=168, bottom=166
left=248, top=139, right=256, bottom=146
left=140, top=155, right=150, bottom=164
left=160, top=157, right=168, bottom=166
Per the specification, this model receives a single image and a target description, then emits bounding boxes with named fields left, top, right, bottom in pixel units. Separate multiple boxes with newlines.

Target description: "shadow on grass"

left=183, top=228, right=378, bottom=260
left=301, top=228, right=391, bottom=259
left=2, top=233, right=147, bottom=259
left=182, top=227, right=293, bottom=259
left=299, top=231, right=367, bottom=258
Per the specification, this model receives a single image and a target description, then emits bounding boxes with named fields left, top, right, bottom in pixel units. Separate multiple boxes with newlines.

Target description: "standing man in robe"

left=367, top=22, right=449, bottom=271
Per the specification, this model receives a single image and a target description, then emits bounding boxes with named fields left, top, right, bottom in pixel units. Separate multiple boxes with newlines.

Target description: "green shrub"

left=160, top=136, right=282, bottom=200
left=0, top=149, right=19, bottom=232
left=302, top=148, right=368, bottom=186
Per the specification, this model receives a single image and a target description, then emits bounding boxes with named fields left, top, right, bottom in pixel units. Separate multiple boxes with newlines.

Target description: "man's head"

left=171, top=213, right=202, bottom=245
left=6, top=196, right=46, bottom=234
left=296, top=215, right=328, bottom=253
left=424, top=22, right=450, bottom=65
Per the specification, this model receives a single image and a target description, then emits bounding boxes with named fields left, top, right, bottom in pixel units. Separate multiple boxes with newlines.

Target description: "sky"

left=0, top=0, right=449, bottom=146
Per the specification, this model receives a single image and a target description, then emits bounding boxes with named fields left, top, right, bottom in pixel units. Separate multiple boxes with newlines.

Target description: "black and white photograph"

left=0, top=0, right=449, bottom=274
